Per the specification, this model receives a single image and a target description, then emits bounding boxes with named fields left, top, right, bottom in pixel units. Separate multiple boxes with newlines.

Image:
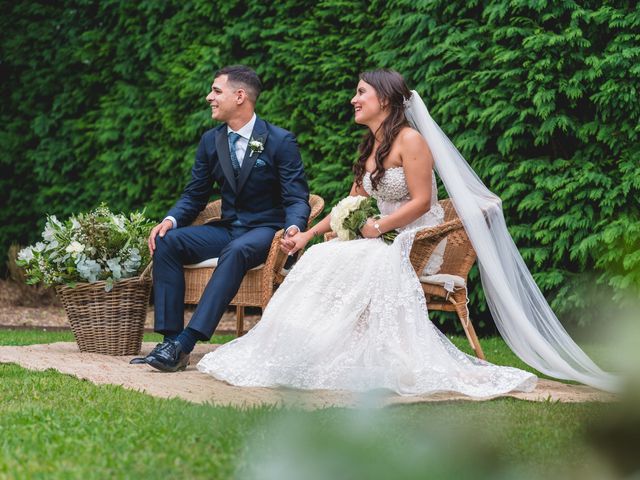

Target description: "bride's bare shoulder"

left=397, top=127, right=426, bottom=146
left=397, top=127, right=429, bottom=156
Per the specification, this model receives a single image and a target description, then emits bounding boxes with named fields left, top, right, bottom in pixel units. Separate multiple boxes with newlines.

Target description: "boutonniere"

left=248, top=138, right=264, bottom=154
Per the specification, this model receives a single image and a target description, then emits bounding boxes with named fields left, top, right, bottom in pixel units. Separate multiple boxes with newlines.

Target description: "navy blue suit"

left=153, top=116, right=310, bottom=339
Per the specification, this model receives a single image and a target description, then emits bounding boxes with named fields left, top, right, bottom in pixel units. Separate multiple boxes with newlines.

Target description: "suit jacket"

left=167, top=116, right=310, bottom=232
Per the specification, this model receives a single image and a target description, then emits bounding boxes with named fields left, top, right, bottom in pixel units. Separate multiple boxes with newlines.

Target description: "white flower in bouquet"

left=42, top=220, right=57, bottom=241
left=18, top=246, right=34, bottom=262
left=330, top=196, right=370, bottom=241
left=65, top=241, right=85, bottom=256
left=112, top=214, right=127, bottom=233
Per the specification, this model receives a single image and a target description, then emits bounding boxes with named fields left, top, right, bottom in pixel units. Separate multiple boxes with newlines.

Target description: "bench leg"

left=236, top=306, right=245, bottom=337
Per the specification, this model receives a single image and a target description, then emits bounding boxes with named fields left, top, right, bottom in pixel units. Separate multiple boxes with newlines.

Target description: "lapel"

left=237, top=116, right=269, bottom=194
left=215, top=126, right=236, bottom=192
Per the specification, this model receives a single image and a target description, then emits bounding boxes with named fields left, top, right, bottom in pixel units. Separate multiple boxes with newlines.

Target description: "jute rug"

left=0, top=342, right=615, bottom=408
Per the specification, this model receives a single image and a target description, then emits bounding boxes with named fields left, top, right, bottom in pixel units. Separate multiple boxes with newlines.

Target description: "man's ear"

left=236, top=89, right=246, bottom=104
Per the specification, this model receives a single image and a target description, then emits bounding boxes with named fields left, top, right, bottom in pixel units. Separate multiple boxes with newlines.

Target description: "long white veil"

left=405, top=90, right=618, bottom=392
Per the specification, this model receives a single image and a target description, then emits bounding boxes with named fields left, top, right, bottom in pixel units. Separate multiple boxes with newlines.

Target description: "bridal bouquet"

left=329, top=195, right=398, bottom=244
left=17, top=204, right=154, bottom=291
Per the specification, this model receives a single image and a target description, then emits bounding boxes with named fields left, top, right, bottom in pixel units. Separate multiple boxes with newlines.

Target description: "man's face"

left=206, top=75, right=239, bottom=122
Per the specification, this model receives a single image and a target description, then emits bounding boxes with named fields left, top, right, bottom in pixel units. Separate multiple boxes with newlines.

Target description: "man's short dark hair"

left=215, top=65, right=262, bottom=104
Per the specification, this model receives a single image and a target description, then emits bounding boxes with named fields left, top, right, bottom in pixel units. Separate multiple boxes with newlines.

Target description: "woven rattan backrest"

left=191, top=200, right=222, bottom=226
left=441, top=199, right=457, bottom=222
left=308, top=194, right=325, bottom=225
left=437, top=199, right=477, bottom=279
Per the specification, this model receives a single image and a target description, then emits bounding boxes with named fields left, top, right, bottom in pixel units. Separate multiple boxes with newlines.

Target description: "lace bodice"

left=363, top=167, right=411, bottom=202
left=363, top=167, right=443, bottom=232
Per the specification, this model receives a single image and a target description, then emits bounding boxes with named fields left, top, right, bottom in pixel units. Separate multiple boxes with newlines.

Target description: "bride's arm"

left=280, top=181, right=368, bottom=254
left=361, top=129, right=434, bottom=238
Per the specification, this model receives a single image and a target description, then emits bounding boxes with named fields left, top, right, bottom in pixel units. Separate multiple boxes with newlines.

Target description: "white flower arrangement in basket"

left=17, top=204, right=154, bottom=292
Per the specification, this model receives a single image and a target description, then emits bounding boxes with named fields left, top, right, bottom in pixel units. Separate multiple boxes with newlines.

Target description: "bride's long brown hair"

left=353, top=69, right=412, bottom=190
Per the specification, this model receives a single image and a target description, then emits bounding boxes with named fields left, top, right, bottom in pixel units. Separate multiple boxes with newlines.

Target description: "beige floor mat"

left=0, top=342, right=615, bottom=408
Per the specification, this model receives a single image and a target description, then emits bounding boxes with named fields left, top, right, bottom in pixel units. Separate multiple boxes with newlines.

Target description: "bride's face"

left=351, top=80, right=385, bottom=126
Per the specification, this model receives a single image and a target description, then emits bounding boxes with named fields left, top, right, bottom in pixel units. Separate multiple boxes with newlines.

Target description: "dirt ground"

left=0, top=279, right=259, bottom=333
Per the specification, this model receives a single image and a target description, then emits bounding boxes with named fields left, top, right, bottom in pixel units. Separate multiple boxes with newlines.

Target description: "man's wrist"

left=164, top=216, right=177, bottom=229
left=285, top=225, right=300, bottom=237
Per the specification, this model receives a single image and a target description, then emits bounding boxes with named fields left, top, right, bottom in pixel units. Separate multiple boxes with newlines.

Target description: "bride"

left=198, top=69, right=616, bottom=396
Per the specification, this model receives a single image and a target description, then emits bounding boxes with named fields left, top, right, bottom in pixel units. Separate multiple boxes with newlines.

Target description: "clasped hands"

left=279, top=218, right=381, bottom=256
left=279, top=227, right=311, bottom=256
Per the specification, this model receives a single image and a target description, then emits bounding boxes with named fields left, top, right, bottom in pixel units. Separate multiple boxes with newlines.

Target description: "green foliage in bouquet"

left=17, top=205, right=153, bottom=291
left=342, top=198, right=377, bottom=240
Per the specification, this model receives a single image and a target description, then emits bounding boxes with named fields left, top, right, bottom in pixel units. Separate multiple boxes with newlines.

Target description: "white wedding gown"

left=198, top=168, right=537, bottom=397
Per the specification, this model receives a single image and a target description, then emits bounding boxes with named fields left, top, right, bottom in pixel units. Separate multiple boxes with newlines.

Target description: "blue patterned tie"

left=228, top=132, right=241, bottom=175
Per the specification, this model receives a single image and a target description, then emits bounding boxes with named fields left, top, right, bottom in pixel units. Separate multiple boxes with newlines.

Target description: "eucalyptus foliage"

left=17, top=205, right=153, bottom=291
left=2, top=0, right=638, bottom=328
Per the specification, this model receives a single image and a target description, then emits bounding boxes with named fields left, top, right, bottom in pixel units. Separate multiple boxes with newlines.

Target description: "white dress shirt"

left=227, top=113, right=256, bottom=167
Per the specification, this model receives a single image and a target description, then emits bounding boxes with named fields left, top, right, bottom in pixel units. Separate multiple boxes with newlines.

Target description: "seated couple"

left=131, top=65, right=615, bottom=397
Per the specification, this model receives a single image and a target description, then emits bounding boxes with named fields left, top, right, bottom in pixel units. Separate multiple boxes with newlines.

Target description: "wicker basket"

left=55, top=272, right=152, bottom=356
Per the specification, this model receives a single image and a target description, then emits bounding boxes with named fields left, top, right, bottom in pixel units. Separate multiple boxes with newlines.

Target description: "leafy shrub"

left=2, top=0, right=638, bottom=329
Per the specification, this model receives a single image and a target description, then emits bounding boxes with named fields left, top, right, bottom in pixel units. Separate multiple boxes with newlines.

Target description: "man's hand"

left=148, top=219, right=174, bottom=255
left=280, top=225, right=299, bottom=254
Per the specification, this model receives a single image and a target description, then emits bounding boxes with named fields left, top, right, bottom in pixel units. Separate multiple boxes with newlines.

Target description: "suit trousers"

left=152, top=222, right=278, bottom=339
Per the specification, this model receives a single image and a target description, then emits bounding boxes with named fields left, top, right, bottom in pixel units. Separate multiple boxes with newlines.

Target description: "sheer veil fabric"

left=405, top=91, right=618, bottom=392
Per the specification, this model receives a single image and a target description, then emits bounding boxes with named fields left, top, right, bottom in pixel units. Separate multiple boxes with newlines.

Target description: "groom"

left=132, top=65, right=310, bottom=372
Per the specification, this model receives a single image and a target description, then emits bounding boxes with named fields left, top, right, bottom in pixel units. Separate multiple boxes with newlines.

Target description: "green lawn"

left=0, top=328, right=236, bottom=347
left=0, top=329, right=617, bottom=479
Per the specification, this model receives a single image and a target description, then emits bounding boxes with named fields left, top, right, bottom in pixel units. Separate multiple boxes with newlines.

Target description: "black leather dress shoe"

left=146, top=339, right=190, bottom=372
left=129, top=340, right=170, bottom=365
left=129, top=356, right=148, bottom=365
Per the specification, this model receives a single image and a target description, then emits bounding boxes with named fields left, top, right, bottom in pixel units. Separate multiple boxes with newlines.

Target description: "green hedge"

left=2, top=0, right=638, bottom=330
